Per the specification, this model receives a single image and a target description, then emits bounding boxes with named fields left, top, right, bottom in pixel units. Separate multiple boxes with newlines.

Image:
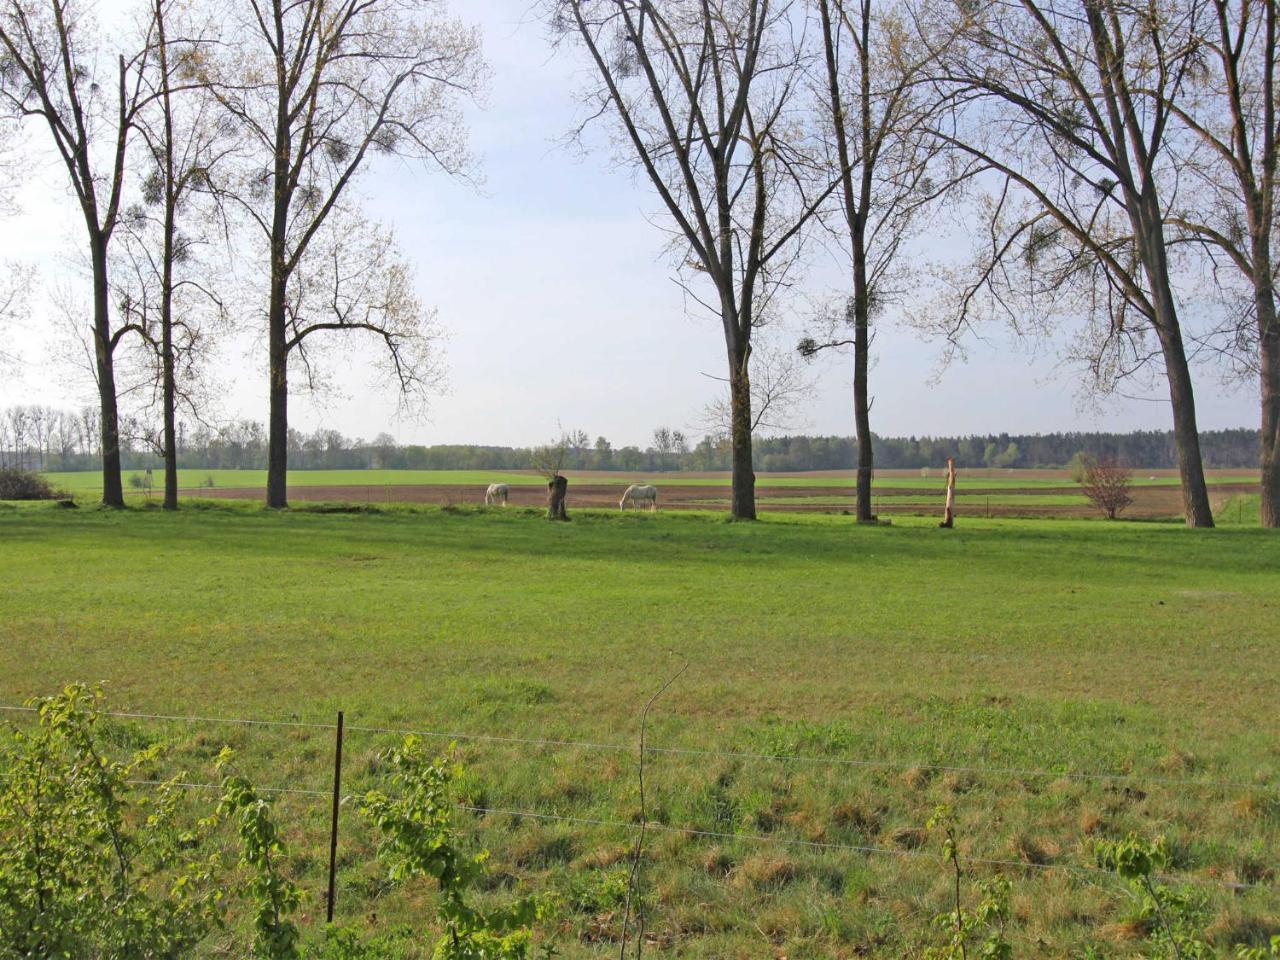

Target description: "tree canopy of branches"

left=203, top=0, right=484, bottom=508
left=0, top=264, right=30, bottom=374
left=927, top=0, right=1217, bottom=526
left=551, top=0, right=834, bottom=520
left=699, top=341, right=814, bottom=438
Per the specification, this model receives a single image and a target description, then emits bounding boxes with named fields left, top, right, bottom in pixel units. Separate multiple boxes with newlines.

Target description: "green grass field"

left=747, top=493, right=1093, bottom=506
left=43, top=468, right=555, bottom=494
left=41, top=466, right=1260, bottom=497
left=0, top=502, right=1277, bottom=956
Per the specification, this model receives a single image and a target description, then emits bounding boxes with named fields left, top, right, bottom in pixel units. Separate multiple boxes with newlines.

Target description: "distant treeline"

left=0, top=405, right=1262, bottom=473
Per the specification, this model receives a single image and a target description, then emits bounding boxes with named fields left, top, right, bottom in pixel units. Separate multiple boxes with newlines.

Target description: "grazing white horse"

left=484, top=482, right=510, bottom=506
left=620, top=483, right=658, bottom=512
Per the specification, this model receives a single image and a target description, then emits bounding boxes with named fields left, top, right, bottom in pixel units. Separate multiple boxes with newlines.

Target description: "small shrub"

left=1078, top=456, right=1134, bottom=520
left=924, top=806, right=1013, bottom=960
left=214, top=748, right=303, bottom=960
left=1094, top=834, right=1211, bottom=959
left=1067, top=451, right=1091, bottom=484
left=0, top=685, right=225, bottom=958
left=562, top=869, right=629, bottom=914
left=0, top=468, right=61, bottom=500
left=358, top=736, right=555, bottom=959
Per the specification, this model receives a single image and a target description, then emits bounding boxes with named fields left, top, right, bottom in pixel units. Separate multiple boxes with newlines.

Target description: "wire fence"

left=2, top=700, right=1276, bottom=906
left=2, top=703, right=1271, bottom=793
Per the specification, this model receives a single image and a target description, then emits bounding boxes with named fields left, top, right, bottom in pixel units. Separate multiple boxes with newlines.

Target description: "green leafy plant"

left=1094, top=834, right=1211, bottom=960
left=0, top=684, right=224, bottom=959
left=358, top=736, right=554, bottom=959
left=923, top=805, right=1012, bottom=960
left=213, top=748, right=303, bottom=960
left=300, top=924, right=415, bottom=959
left=1236, top=936, right=1280, bottom=959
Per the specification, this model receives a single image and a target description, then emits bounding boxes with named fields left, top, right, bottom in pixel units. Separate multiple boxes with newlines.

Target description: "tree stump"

left=547, top=474, right=569, bottom=521
left=939, top=457, right=956, bottom=528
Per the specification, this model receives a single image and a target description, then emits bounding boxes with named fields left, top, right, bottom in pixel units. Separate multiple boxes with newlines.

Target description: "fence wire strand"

left=0, top=705, right=1276, bottom=897
left=1, top=703, right=1272, bottom=793
left=451, top=801, right=1274, bottom=893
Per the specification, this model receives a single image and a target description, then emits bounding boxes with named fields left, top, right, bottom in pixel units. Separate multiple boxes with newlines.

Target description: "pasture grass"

left=0, top=503, right=1277, bottom=957
left=41, top=466, right=1259, bottom=499
left=1217, top=493, right=1264, bottom=527
left=735, top=493, right=1092, bottom=506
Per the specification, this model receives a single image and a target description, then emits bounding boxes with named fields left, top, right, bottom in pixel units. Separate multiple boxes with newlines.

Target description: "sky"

left=0, top=0, right=1261, bottom=449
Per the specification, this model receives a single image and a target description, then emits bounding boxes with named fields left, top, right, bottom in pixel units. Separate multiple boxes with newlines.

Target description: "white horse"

left=484, top=482, right=509, bottom=506
left=620, top=483, right=658, bottom=512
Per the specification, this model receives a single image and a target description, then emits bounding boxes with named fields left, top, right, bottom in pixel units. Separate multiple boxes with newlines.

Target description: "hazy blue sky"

left=0, top=0, right=1259, bottom=448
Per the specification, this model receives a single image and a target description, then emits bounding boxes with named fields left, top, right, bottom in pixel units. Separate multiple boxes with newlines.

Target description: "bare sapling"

left=1080, top=456, right=1134, bottom=520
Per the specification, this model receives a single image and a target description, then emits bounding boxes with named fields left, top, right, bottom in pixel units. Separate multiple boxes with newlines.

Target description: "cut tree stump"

left=547, top=475, right=569, bottom=521
left=939, top=458, right=956, bottom=528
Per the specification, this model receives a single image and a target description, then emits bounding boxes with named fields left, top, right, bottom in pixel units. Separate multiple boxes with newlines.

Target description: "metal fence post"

left=326, top=710, right=344, bottom=924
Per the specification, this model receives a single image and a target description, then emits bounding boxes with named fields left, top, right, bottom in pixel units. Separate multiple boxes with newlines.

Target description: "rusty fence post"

left=326, top=710, right=344, bottom=924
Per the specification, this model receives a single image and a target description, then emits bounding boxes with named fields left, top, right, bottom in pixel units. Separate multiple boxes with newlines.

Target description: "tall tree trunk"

left=266, top=57, right=292, bottom=511
left=161, top=297, right=177, bottom=510
left=1151, top=302, right=1215, bottom=527
left=1134, top=204, right=1214, bottom=527
left=158, top=0, right=178, bottom=512
left=266, top=277, right=289, bottom=509
left=159, top=152, right=178, bottom=510
left=91, top=237, right=125, bottom=508
left=728, top=346, right=756, bottom=521
left=852, top=234, right=873, bottom=523
left=1260, top=292, right=1280, bottom=527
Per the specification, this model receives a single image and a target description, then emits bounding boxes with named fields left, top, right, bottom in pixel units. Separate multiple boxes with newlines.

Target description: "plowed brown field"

left=198, top=479, right=1255, bottom=519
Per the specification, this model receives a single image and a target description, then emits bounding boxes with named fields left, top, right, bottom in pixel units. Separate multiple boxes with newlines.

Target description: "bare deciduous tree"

left=803, top=0, right=968, bottom=522
left=0, top=0, right=161, bottom=506
left=1158, top=0, right=1280, bottom=526
left=1080, top=454, right=1134, bottom=519
left=925, top=0, right=1217, bottom=526
left=116, top=0, right=232, bottom=510
left=203, top=0, right=484, bottom=508
left=550, top=0, right=836, bottom=520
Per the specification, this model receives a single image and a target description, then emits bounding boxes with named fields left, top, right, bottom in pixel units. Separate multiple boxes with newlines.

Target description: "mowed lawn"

left=0, top=503, right=1277, bottom=956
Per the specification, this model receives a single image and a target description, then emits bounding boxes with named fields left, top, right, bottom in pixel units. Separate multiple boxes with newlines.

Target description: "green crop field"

left=41, top=468, right=557, bottom=494
left=0, top=502, right=1277, bottom=957
left=745, top=493, right=1093, bottom=507
left=42, top=466, right=1259, bottom=495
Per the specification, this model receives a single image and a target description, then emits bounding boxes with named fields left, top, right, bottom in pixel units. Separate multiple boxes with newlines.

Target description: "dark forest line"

left=1, top=406, right=1261, bottom=472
